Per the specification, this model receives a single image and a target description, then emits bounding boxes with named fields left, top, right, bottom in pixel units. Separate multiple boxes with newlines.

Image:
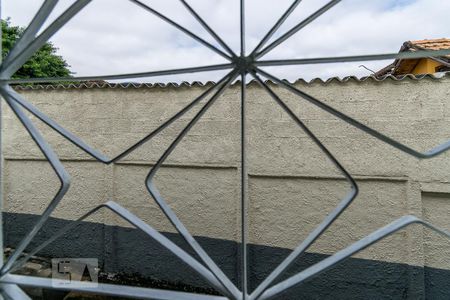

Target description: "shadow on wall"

left=4, top=212, right=450, bottom=299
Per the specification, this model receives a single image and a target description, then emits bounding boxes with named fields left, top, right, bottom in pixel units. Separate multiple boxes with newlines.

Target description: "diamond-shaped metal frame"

left=1, top=1, right=450, bottom=299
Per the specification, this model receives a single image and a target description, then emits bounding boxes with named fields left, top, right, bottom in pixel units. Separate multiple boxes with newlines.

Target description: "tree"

left=1, top=18, right=72, bottom=79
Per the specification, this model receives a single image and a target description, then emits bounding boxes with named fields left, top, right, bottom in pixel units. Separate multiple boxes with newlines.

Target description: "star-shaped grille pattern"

left=1, top=1, right=450, bottom=299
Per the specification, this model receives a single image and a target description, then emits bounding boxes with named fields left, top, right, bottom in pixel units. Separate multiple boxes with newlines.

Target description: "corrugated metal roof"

left=11, top=72, right=450, bottom=91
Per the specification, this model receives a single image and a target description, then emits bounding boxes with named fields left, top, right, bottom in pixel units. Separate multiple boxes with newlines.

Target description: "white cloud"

left=3, top=0, right=450, bottom=82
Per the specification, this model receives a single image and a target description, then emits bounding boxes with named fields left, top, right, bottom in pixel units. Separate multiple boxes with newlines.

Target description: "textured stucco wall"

left=2, top=75, right=450, bottom=296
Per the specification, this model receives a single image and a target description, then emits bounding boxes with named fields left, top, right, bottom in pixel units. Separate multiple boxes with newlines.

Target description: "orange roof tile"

left=409, top=38, right=450, bottom=52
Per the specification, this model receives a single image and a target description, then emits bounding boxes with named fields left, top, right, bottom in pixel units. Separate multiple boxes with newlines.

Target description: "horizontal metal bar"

left=5, top=70, right=234, bottom=164
left=8, top=201, right=229, bottom=296
left=1, top=274, right=227, bottom=300
left=256, top=0, right=341, bottom=59
left=259, top=216, right=450, bottom=300
left=3, top=63, right=234, bottom=84
left=255, top=49, right=450, bottom=67
left=255, top=67, right=450, bottom=158
left=129, top=0, right=232, bottom=61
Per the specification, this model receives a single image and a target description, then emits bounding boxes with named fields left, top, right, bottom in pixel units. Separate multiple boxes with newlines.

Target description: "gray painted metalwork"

left=240, top=2, right=248, bottom=300
left=0, top=1, right=449, bottom=299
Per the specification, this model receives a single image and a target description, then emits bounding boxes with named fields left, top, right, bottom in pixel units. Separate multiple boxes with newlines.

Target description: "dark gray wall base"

left=3, top=212, right=450, bottom=299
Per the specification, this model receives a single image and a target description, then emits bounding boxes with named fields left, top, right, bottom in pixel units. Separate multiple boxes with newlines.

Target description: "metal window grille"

left=0, top=1, right=450, bottom=299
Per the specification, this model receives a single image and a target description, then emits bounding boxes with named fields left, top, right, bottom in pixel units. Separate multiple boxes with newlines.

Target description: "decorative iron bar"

left=0, top=1, right=450, bottom=299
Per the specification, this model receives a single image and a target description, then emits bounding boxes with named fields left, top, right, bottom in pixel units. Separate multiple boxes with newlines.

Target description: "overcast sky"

left=3, top=0, right=450, bottom=83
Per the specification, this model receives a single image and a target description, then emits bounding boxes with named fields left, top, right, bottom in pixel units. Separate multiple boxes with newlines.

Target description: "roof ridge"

left=11, top=72, right=450, bottom=91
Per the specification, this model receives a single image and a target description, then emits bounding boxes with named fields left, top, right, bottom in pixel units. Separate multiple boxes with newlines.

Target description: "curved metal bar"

left=7, top=201, right=230, bottom=296
left=129, top=0, right=232, bottom=61
left=2, top=274, right=228, bottom=300
left=0, top=0, right=92, bottom=79
left=255, top=0, right=341, bottom=59
left=1, top=0, right=59, bottom=68
left=146, top=70, right=241, bottom=300
left=179, top=0, right=237, bottom=58
left=256, top=67, right=450, bottom=158
left=0, top=88, right=71, bottom=276
left=3, top=63, right=234, bottom=84
left=249, top=0, right=303, bottom=57
left=5, top=70, right=234, bottom=164
left=259, top=215, right=450, bottom=300
left=255, top=49, right=450, bottom=67
left=249, top=71, right=358, bottom=300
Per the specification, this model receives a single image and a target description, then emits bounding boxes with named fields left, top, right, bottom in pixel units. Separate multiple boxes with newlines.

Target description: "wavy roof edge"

left=12, top=71, right=450, bottom=91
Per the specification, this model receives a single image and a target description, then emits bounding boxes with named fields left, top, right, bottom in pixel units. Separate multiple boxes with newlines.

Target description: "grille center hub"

left=234, top=56, right=254, bottom=73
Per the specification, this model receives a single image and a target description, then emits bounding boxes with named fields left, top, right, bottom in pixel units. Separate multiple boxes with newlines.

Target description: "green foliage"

left=1, top=18, right=72, bottom=79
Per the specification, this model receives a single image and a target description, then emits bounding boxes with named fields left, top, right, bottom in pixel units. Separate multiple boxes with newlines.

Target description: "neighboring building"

left=376, top=38, right=450, bottom=77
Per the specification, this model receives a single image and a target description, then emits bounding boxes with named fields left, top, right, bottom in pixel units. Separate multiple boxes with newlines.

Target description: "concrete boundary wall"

left=3, top=75, right=450, bottom=298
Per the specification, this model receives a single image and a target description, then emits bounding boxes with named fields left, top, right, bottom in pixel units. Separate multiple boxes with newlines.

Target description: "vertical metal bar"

left=0, top=3, right=6, bottom=298
left=239, top=1, right=248, bottom=299
left=240, top=72, right=248, bottom=300
left=249, top=70, right=358, bottom=300
left=0, top=0, right=4, bottom=271
left=146, top=70, right=241, bottom=300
